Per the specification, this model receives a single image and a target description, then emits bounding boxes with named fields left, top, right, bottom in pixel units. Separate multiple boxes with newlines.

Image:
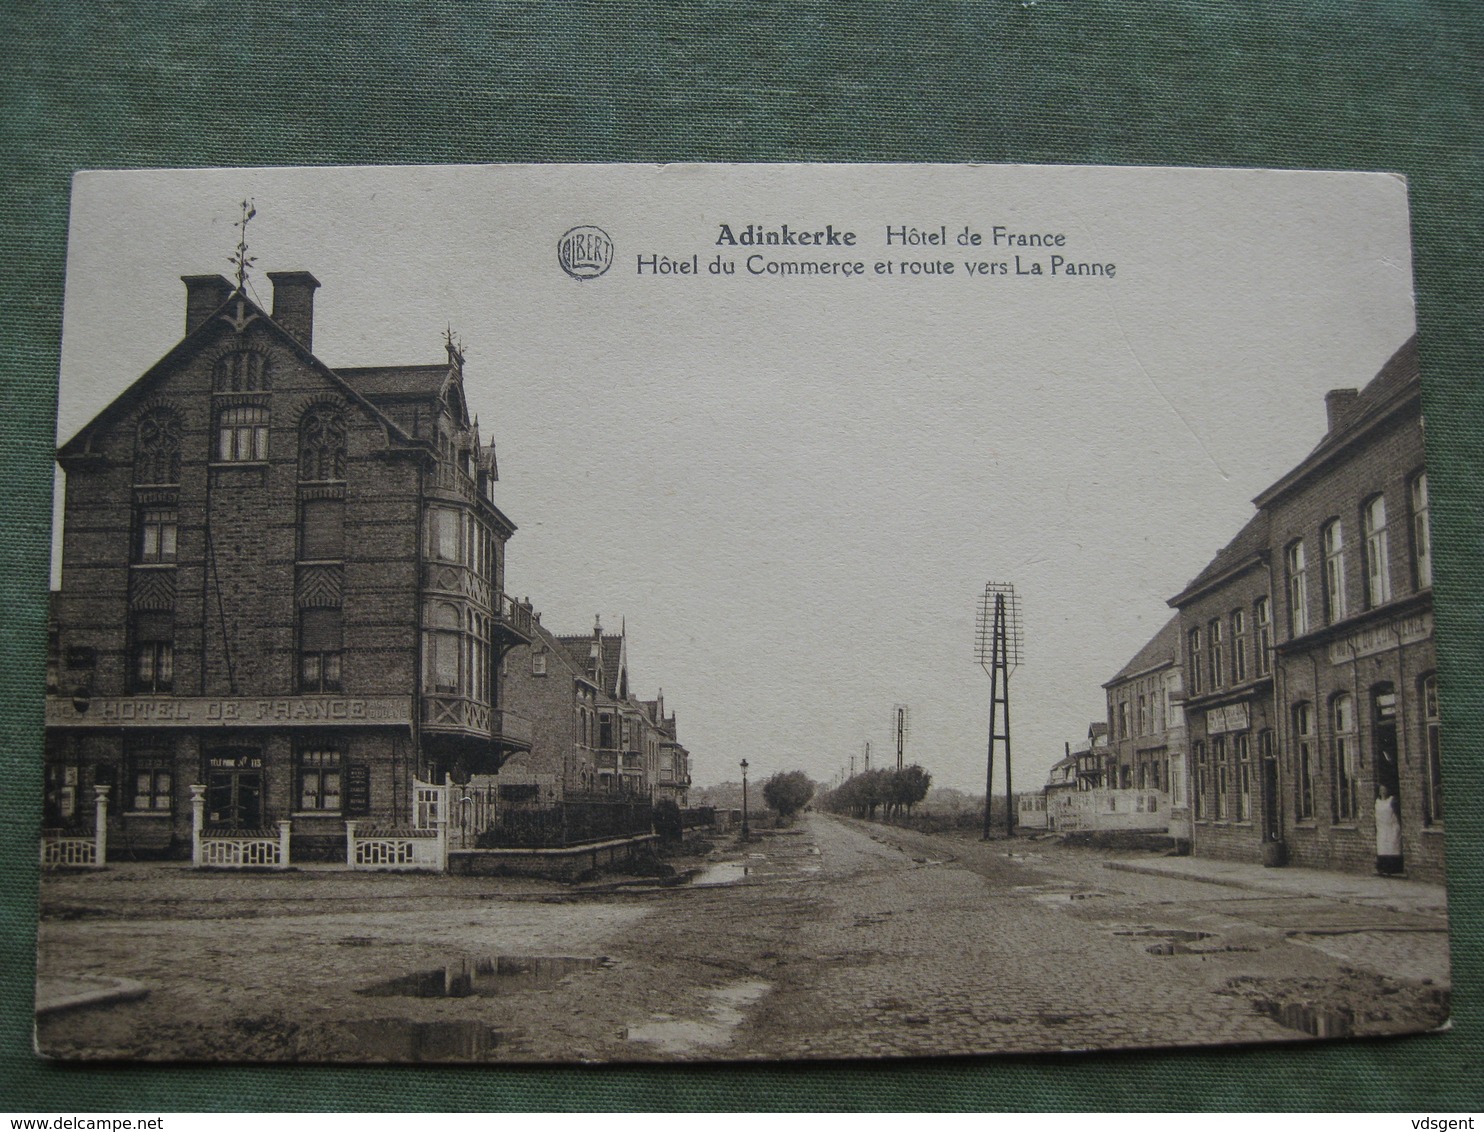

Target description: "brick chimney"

left=1325, top=388, right=1359, bottom=433
left=181, top=275, right=234, bottom=336
left=267, top=271, right=321, bottom=351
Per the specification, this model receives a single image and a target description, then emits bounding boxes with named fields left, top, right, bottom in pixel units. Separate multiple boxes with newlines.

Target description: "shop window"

left=1422, top=673, right=1443, bottom=825
left=129, top=749, right=173, bottom=812
left=1411, top=472, right=1432, bottom=590
left=217, top=405, right=269, bottom=462
left=134, top=407, right=181, bottom=485
left=1332, top=693, right=1358, bottom=822
left=1293, top=703, right=1315, bottom=820
left=44, top=763, right=78, bottom=825
left=1235, top=732, right=1251, bottom=821
left=297, top=747, right=343, bottom=811
left=299, top=607, right=343, bottom=692
left=1213, top=736, right=1228, bottom=820
left=1193, top=741, right=1207, bottom=820
left=1323, top=519, right=1347, bottom=623
left=1363, top=495, right=1391, bottom=607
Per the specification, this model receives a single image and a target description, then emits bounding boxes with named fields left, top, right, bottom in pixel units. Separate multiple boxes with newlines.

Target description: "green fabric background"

left=2, top=0, right=1480, bottom=1112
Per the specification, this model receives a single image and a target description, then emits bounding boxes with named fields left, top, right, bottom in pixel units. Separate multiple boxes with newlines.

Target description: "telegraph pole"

left=893, top=704, right=909, bottom=770
left=977, top=582, right=1022, bottom=839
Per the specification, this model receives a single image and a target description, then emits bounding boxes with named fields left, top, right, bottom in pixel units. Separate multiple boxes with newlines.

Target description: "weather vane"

left=444, top=324, right=466, bottom=368
left=229, top=199, right=257, bottom=290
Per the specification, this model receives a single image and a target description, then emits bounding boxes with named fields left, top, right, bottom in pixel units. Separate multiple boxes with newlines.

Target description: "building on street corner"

left=45, top=270, right=535, bottom=859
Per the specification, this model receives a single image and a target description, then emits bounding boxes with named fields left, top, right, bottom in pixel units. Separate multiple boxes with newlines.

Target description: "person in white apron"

left=1374, top=784, right=1403, bottom=876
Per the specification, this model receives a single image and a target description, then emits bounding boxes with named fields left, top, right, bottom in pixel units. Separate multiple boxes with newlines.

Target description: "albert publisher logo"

left=558, top=225, right=614, bottom=280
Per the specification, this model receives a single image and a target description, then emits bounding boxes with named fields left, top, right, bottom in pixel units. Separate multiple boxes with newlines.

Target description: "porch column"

left=189, top=784, right=206, bottom=867
left=91, top=785, right=110, bottom=868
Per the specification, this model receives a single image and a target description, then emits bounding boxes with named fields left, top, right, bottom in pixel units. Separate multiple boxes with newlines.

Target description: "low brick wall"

left=448, top=833, right=659, bottom=881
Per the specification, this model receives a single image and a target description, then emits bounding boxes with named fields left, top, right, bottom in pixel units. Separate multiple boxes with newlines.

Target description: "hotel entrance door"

left=205, top=748, right=263, bottom=828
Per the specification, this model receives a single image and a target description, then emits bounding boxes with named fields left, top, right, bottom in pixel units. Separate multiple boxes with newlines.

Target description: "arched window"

left=1332, top=693, right=1358, bottom=821
left=134, top=408, right=181, bottom=484
left=299, top=405, right=347, bottom=481
left=214, top=350, right=270, bottom=392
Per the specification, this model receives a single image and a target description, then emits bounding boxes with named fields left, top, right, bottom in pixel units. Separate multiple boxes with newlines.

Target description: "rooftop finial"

left=229, top=199, right=257, bottom=291
left=594, top=613, right=603, bottom=635
left=444, top=325, right=466, bottom=370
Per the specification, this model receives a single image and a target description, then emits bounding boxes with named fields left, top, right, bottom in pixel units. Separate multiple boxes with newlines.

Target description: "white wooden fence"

left=40, top=786, right=109, bottom=869
left=345, top=821, right=446, bottom=872
left=189, top=785, right=291, bottom=869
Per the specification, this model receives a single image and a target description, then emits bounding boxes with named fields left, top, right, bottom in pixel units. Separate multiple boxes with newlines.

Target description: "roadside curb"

left=36, top=974, right=150, bottom=1015
left=1102, top=859, right=1449, bottom=918
left=1103, top=859, right=1267, bottom=893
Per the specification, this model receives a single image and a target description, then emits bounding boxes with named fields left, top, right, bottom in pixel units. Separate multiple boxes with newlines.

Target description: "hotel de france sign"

left=45, top=695, right=415, bottom=728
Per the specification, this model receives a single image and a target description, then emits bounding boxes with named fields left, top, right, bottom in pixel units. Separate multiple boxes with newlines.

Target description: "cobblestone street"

left=36, top=813, right=1450, bottom=1063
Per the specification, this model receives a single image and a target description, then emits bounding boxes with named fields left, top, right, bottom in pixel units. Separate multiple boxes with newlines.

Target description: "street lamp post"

left=740, top=758, right=750, bottom=841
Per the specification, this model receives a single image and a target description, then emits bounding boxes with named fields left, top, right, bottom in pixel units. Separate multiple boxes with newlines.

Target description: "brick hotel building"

left=45, top=271, right=536, bottom=858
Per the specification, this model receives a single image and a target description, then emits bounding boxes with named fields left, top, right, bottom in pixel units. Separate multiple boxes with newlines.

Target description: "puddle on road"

left=626, top=980, right=771, bottom=1054
left=1258, top=1000, right=1355, bottom=1038
left=689, top=861, right=752, bottom=886
left=345, top=1017, right=511, bottom=1061
left=1030, top=891, right=1107, bottom=905
left=358, top=955, right=610, bottom=998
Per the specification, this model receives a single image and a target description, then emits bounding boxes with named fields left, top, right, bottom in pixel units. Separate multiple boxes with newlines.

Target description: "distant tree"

left=892, top=765, right=932, bottom=817
left=762, top=770, right=816, bottom=819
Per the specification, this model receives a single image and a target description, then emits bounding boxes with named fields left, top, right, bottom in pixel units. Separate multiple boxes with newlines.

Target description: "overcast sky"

left=56, top=164, right=1417, bottom=793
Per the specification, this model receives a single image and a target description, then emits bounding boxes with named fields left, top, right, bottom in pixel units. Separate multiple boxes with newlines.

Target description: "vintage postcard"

left=37, top=163, right=1450, bottom=1062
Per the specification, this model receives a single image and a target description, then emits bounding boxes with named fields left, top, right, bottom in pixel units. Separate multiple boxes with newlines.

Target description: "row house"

left=45, top=270, right=535, bottom=860
left=498, top=616, right=692, bottom=805
left=1169, top=336, right=1443, bottom=880
left=1101, top=614, right=1189, bottom=839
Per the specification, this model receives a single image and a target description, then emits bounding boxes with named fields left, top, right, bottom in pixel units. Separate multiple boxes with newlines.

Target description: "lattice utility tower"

left=976, top=582, right=1023, bottom=839
left=892, top=704, right=910, bottom=770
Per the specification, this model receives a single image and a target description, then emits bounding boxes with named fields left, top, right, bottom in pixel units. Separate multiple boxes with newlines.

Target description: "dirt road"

left=36, top=813, right=1449, bottom=1062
